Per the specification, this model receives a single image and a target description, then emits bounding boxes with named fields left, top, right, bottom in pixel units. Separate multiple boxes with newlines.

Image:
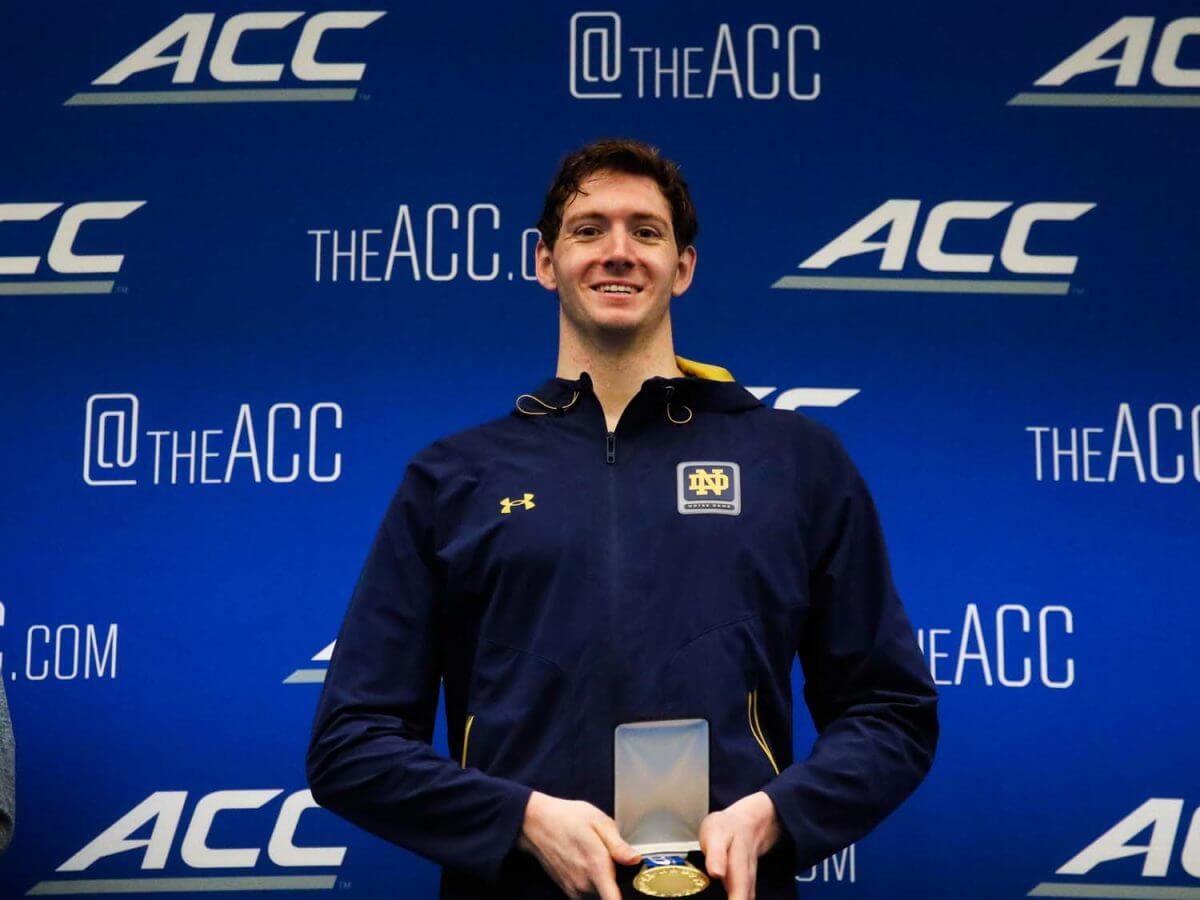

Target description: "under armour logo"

left=500, top=493, right=536, bottom=514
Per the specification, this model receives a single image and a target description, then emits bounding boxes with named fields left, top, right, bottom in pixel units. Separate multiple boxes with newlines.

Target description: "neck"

left=555, top=311, right=685, bottom=431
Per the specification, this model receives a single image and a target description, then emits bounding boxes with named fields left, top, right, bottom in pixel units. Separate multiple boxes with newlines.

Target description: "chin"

left=590, top=313, right=648, bottom=335
left=562, top=295, right=661, bottom=337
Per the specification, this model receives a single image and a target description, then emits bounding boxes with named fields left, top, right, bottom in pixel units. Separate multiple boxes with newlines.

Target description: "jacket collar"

left=516, top=355, right=762, bottom=416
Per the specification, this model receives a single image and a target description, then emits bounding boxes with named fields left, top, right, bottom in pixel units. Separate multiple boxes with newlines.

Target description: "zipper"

left=748, top=689, right=780, bottom=775
left=461, top=714, right=475, bottom=768
left=605, top=431, right=616, bottom=464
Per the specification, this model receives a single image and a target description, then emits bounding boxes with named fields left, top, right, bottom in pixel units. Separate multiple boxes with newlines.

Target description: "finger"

left=593, top=817, right=642, bottom=866
left=726, top=833, right=749, bottom=900
left=593, top=871, right=622, bottom=900
left=698, top=818, right=713, bottom=862
left=705, top=830, right=732, bottom=880
left=553, top=856, right=583, bottom=900
left=589, top=847, right=622, bottom=900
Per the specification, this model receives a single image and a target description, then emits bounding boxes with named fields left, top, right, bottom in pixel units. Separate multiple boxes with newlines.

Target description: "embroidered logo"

left=677, top=462, right=740, bottom=515
left=688, top=468, right=730, bottom=496
left=500, top=493, right=536, bottom=514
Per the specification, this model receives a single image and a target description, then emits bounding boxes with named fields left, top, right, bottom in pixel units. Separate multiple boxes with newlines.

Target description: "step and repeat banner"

left=1, top=2, right=1197, bottom=897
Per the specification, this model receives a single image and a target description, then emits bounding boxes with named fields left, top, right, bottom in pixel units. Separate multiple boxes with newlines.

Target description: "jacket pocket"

left=463, top=637, right=573, bottom=794
left=460, top=713, right=476, bottom=768
left=662, top=614, right=785, bottom=808
left=748, top=688, right=780, bottom=776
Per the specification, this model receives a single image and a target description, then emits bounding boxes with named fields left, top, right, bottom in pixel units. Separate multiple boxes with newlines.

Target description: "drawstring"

left=664, top=385, right=693, bottom=425
left=515, top=390, right=579, bottom=416
left=515, top=383, right=692, bottom=423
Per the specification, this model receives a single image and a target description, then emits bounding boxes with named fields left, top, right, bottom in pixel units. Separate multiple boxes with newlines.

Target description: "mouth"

left=589, top=282, right=643, bottom=297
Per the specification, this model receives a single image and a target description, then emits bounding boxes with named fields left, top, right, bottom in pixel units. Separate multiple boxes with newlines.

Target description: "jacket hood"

left=515, top=355, right=762, bottom=419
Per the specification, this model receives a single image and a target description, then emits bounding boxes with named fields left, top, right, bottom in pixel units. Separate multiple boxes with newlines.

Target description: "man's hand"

left=699, top=792, right=781, bottom=900
left=517, top=791, right=642, bottom=900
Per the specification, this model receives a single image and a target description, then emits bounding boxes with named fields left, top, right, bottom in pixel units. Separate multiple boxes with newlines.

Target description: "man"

left=307, top=139, right=938, bottom=900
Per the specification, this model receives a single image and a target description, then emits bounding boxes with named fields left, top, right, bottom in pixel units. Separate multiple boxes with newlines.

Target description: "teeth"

left=596, top=285, right=635, bottom=294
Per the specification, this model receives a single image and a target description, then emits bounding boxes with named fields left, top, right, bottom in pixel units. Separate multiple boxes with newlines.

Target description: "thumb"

left=595, top=818, right=642, bottom=866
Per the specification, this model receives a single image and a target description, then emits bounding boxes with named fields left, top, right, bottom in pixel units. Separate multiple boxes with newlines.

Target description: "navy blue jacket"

left=306, top=357, right=938, bottom=899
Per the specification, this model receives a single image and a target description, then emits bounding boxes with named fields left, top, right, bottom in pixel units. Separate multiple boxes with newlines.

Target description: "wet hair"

left=537, top=138, right=698, bottom=250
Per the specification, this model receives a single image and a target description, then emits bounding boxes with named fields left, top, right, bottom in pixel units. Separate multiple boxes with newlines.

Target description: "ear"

left=671, top=244, right=697, bottom=297
left=535, top=238, right=558, bottom=292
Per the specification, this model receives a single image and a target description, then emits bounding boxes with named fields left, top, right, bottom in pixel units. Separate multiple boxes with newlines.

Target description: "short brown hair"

left=537, top=138, right=699, bottom=251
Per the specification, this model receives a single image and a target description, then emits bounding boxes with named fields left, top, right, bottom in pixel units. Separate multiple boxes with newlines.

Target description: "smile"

left=590, top=283, right=641, bottom=295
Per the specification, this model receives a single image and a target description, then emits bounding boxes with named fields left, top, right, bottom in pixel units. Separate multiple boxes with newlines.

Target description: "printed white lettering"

left=1035, top=17, right=1154, bottom=88
left=58, top=792, right=187, bottom=870
left=181, top=790, right=281, bottom=868
left=1058, top=799, right=1184, bottom=876
left=210, top=13, right=302, bottom=83
left=918, top=604, right=1074, bottom=689
left=55, top=790, right=346, bottom=873
left=93, top=14, right=214, bottom=86
left=1028, top=404, right=1200, bottom=484
left=91, top=11, right=384, bottom=86
left=268, top=791, right=347, bottom=866
left=802, top=200, right=1093, bottom=275
left=800, top=200, right=921, bottom=271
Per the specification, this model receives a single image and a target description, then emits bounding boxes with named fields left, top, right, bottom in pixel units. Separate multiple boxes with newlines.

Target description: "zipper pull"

left=605, top=431, right=616, bottom=465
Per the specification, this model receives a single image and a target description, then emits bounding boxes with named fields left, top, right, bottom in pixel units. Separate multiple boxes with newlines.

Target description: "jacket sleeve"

left=761, top=425, right=938, bottom=870
left=306, top=451, right=532, bottom=882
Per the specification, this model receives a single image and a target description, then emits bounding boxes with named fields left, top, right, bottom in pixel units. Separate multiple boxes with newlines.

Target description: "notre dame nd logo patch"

left=676, top=462, right=741, bottom=516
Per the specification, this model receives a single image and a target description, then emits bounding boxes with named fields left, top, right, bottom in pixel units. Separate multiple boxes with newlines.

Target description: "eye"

left=634, top=226, right=662, bottom=239
left=574, top=225, right=601, bottom=237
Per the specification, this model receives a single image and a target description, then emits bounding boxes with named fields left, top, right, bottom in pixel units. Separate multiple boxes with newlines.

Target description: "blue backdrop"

left=2, top=2, right=1198, bottom=897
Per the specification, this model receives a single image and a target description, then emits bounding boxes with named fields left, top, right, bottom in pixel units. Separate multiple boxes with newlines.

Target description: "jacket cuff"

left=760, top=777, right=815, bottom=867
left=477, top=779, right=535, bottom=883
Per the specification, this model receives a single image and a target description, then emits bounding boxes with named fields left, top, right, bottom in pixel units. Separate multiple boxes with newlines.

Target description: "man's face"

left=536, top=170, right=696, bottom=339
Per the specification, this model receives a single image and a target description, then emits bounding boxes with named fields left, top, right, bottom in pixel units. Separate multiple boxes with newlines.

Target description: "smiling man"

left=534, top=151, right=697, bottom=432
left=307, top=139, right=938, bottom=900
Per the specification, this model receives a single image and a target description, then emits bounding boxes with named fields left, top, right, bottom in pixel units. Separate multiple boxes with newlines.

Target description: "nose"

left=601, top=225, right=635, bottom=271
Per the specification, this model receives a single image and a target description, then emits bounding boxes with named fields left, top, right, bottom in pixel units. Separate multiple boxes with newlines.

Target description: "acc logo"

left=1029, top=798, right=1200, bottom=895
left=1, top=201, right=143, bottom=295
left=68, top=11, right=386, bottom=106
left=1011, top=17, right=1200, bottom=107
left=677, top=461, right=741, bottom=516
left=748, top=386, right=859, bottom=409
left=774, top=199, right=1095, bottom=296
left=27, top=789, right=345, bottom=895
left=284, top=641, right=334, bottom=685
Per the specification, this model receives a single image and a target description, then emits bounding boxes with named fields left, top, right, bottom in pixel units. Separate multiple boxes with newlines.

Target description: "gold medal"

left=632, top=854, right=709, bottom=897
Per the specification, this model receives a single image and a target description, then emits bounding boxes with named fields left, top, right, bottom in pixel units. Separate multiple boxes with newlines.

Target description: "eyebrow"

left=562, top=211, right=670, bottom=229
